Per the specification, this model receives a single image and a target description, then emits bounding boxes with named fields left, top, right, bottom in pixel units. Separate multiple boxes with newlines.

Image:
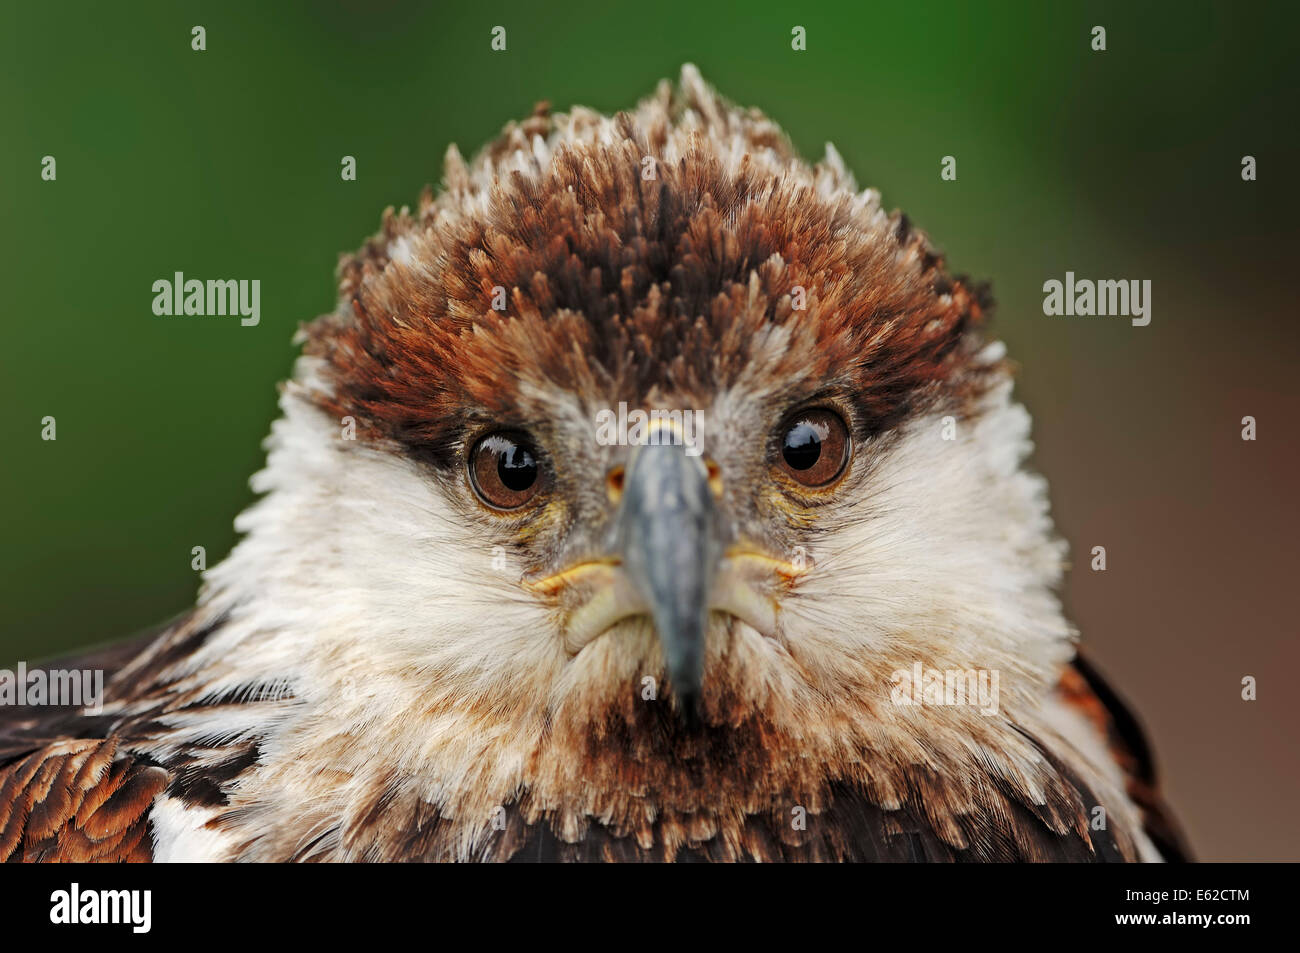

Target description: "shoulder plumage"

left=1058, top=654, right=1192, bottom=862
left=0, top=611, right=238, bottom=863
left=0, top=736, right=166, bottom=862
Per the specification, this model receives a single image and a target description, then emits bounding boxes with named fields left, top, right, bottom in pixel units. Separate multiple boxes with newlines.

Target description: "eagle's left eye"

left=469, top=431, right=543, bottom=510
left=775, top=409, right=850, bottom=487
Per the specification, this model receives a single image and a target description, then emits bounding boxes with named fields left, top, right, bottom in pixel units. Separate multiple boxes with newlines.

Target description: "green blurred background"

left=2, top=1, right=1296, bottom=860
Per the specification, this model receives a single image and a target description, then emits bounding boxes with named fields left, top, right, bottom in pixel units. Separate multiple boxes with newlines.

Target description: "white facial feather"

left=139, top=346, right=1154, bottom=861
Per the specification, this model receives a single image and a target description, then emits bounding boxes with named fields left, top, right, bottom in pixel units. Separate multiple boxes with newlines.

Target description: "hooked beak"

left=615, top=441, right=721, bottom=715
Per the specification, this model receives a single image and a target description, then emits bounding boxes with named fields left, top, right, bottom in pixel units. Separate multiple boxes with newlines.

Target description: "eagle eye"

left=469, top=431, right=543, bottom=510
left=775, top=409, right=850, bottom=487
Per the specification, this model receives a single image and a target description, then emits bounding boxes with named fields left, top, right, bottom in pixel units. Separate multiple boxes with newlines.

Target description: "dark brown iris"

left=776, top=408, right=850, bottom=487
left=469, top=432, right=543, bottom=509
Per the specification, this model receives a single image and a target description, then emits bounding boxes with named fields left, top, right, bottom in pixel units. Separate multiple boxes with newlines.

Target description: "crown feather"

left=305, top=65, right=1000, bottom=463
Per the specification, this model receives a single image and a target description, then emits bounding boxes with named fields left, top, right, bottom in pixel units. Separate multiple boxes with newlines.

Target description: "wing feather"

left=1059, top=653, right=1192, bottom=862
left=0, top=737, right=167, bottom=862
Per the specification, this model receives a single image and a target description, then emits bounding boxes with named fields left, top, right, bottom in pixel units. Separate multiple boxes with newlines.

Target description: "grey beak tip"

left=674, top=685, right=702, bottom=725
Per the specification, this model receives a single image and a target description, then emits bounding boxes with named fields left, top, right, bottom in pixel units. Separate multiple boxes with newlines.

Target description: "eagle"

left=1, top=66, right=1188, bottom=862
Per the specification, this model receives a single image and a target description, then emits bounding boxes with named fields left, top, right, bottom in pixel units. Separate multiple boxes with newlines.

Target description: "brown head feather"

left=304, top=69, right=998, bottom=467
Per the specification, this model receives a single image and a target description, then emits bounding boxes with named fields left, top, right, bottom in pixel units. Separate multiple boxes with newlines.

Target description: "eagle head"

left=193, top=66, right=1089, bottom=855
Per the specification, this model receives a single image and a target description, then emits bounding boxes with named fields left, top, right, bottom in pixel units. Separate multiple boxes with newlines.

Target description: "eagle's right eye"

left=469, top=432, right=543, bottom=510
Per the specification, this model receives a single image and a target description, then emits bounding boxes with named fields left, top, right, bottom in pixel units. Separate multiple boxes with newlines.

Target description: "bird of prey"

left=1, top=66, right=1187, bottom=862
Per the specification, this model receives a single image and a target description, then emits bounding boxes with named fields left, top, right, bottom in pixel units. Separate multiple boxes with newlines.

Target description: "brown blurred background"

left=1, top=0, right=1296, bottom=859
